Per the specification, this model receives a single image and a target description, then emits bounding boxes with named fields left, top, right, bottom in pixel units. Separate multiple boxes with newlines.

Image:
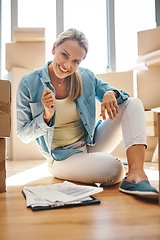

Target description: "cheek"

left=69, top=66, right=77, bottom=74
left=72, top=63, right=80, bottom=72
left=72, top=65, right=78, bottom=71
left=54, top=52, right=64, bottom=63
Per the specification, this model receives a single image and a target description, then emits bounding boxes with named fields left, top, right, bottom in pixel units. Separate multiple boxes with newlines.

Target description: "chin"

left=56, top=72, right=67, bottom=79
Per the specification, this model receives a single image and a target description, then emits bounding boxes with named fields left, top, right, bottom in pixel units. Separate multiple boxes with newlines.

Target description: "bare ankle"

left=126, top=170, right=148, bottom=183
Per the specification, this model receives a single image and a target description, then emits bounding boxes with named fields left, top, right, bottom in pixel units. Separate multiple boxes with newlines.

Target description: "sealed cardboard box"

left=145, top=136, right=158, bottom=162
left=13, top=27, right=45, bottom=42
left=145, top=110, right=157, bottom=137
left=96, top=71, right=134, bottom=121
left=138, top=27, right=160, bottom=56
left=7, top=67, right=45, bottom=161
left=137, top=67, right=160, bottom=110
left=96, top=70, right=134, bottom=97
left=0, top=80, right=11, bottom=137
left=0, top=138, right=6, bottom=193
left=6, top=42, right=45, bottom=71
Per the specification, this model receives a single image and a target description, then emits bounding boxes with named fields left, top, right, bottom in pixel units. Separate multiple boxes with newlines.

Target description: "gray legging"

left=47, top=97, right=147, bottom=186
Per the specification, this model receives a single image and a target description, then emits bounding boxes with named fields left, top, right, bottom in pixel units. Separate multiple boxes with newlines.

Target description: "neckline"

left=55, top=97, right=68, bottom=101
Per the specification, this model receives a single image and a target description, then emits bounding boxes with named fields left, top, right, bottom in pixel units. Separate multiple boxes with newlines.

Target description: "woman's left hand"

left=100, top=91, right=119, bottom=121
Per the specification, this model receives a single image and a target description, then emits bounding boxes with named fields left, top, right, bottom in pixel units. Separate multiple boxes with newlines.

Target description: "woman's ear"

left=52, top=43, right=56, bottom=55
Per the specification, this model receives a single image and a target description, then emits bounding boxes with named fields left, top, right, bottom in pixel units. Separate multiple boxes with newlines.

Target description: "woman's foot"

left=119, top=177, right=159, bottom=200
left=125, top=169, right=148, bottom=184
left=119, top=169, right=159, bottom=200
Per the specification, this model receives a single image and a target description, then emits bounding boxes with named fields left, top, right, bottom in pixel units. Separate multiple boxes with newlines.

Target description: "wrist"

left=43, top=112, right=52, bottom=124
left=113, top=90, right=119, bottom=99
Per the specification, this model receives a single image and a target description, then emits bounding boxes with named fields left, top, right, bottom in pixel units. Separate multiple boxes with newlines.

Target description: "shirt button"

left=80, top=112, right=82, bottom=114
left=85, top=124, right=87, bottom=126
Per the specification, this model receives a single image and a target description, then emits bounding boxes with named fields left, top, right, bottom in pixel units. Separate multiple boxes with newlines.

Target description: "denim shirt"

left=16, top=62, right=130, bottom=160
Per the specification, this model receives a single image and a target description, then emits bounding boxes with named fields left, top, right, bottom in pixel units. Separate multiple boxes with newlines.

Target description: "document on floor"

left=22, top=181, right=103, bottom=211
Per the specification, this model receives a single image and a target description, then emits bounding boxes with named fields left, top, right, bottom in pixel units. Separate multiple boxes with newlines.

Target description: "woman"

left=17, top=28, right=158, bottom=200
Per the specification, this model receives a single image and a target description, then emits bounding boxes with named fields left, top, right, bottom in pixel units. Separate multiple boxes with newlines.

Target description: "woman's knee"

left=103, top=156, right=125, bottom=185
left=126, top=97, right=144, bottom=110
left=93, top=153, right=125, bottom=185
left=112, top=158, right=125, bottom=184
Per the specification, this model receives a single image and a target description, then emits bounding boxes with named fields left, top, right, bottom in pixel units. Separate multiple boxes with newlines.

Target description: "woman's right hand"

left=41, top=88, right=56, bottom=124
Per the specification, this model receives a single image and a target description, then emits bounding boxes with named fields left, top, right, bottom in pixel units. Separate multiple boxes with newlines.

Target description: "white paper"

left=23, top=181, right=103, bottom=208
left=23, top=188, right=53, bottom=207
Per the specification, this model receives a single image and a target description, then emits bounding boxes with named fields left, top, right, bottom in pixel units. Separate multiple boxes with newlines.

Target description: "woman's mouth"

left=59, top=65, right=68, bottom=73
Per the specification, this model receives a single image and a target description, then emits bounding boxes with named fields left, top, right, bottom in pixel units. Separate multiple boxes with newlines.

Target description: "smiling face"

left=51, top=39, right=86, bottom=79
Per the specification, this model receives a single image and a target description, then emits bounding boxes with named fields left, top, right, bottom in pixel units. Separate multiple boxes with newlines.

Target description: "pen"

left=38, top=72, right=55, bottom=108
left=38, top=73, right=47, bottom=89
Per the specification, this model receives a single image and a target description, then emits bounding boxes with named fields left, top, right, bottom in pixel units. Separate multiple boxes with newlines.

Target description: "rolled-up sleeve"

left=94, top=74, right=130, bottom=104
left=16, top=76, right=54, bottom=144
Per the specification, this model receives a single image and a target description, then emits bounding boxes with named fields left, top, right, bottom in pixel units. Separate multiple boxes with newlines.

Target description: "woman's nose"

left=64, top=61, right=71, bottom=70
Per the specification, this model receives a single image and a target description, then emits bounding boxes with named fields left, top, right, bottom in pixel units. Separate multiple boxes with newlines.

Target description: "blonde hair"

left=55, top=28, right=88, bottom=59
left=67, top=71, right=82, bottom=101
left=55, top=29, right=88, bottom=101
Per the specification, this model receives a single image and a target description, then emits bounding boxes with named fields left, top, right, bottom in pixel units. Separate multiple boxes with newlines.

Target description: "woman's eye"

left=73, top=60, right=80, bottom=64
left=62, top=52, right=67, bottom=57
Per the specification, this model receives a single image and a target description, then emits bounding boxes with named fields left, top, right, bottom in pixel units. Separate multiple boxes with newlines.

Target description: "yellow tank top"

left=52, top=98, right=86, bottom=148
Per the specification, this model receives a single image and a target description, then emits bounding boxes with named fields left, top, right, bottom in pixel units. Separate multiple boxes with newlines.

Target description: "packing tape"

left=0, top=101, right=11, bottom=114
left=0, top=161, right=5, bottom=171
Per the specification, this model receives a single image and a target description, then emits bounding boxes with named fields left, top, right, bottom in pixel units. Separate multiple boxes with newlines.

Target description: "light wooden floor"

left=0, top=160, right=160, bottom=240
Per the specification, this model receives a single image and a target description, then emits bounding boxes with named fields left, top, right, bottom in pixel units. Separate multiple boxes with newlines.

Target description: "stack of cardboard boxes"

left=6, top=27, right=46, bottom=161
left=0, top=80, right=11, bottom=192
left=136, top=26, right=160, bottom=110
left=95, top=26, right=160, bottom=162
left=136, top=26, right=160, bottom=162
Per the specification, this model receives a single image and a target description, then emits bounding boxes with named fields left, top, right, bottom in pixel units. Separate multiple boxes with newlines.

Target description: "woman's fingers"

left=101, top=103, right=116, bottom=121
left=41, top=88, right=56, bottom=123
left=41, top=88, right=56, bottom=109
left=109, top=102, right=116, bottom=120
left=100, top=91, right=119, bottom=121
left=100, top=103, right=106, bottom=120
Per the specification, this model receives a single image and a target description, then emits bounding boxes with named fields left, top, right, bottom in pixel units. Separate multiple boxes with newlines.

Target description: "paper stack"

left=22, top=181, right=103, bottom=211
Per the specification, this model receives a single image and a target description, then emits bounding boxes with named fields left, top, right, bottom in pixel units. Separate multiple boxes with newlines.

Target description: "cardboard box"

left=96, top=71, right=134, bottom=121
left=137, top=67, right=160, bottom=110
left=6, top=42, right=45, bottom=71
left=13, top=27, right=45, bottom=42
left=96, top=71, right=134, bottom=97
left=145, top=136, right=158, bottom=162
left=0, top=138, right=6, bottom=193
left=152, top=143, right=158, bottom=162
left=0, top=80, right=11, bottom=137
left=7, top=67, right=45, bottom=161
left=145, top=110, right=157, bottom=137
left=138, top=27, right=160, bottom=56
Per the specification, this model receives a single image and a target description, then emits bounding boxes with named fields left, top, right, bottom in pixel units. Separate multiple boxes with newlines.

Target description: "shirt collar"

left=40, top=61, right=52, bottom=83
